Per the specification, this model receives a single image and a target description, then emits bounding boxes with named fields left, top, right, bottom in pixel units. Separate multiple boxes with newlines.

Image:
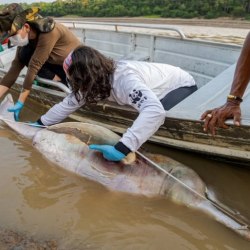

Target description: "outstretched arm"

left=89, top=73, right=166, bottom=162
left=201, top=32, right=250, bottom=135
left=37, top=93, right=85, bottom=126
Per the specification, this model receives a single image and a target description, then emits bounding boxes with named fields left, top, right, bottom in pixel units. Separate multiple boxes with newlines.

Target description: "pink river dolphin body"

left=0, top=94, right=249, bottom=240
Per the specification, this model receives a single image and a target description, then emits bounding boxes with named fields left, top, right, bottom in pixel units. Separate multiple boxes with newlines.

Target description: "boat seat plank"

left=166, top=63, right=250, bottom=126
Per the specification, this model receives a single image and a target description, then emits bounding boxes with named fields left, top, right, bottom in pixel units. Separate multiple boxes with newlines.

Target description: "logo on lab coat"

left=129, top=89, right=147, bottom=108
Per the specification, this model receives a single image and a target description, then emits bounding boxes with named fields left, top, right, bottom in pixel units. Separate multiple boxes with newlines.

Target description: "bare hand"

left=200, top=101, right=241, bottom=135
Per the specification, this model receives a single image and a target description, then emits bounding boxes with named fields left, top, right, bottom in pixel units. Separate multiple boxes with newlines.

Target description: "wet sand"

left=0, top=228, right=57, bottom=250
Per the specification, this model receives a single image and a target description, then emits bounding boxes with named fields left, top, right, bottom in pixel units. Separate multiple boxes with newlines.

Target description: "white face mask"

left=9, top=33, right=29, bottom=47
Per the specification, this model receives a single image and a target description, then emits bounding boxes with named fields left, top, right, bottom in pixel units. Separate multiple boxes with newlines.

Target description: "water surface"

left=0, top=119, right=250, bottom=249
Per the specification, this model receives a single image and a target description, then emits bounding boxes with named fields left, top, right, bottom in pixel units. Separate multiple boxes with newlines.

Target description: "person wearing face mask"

left=0, top=3, right=81, bottom=120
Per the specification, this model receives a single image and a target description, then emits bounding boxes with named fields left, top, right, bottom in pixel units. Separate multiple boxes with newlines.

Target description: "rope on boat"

left=136, top=151, right=249, bottom=229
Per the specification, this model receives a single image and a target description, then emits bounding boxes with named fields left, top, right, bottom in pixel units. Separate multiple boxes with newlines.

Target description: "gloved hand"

left=89, top=144, right=125, bottom=161
left=7, top=100, right=24, bottom=121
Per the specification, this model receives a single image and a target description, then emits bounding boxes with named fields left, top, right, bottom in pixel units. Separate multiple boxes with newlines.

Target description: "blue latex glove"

left=7, top=100, right=24, bottom=121
left=89, top=144, right=125, bottom=161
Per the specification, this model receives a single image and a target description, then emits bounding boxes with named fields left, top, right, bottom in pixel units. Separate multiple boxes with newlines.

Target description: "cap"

left=0, top=3, right=54, bottom=43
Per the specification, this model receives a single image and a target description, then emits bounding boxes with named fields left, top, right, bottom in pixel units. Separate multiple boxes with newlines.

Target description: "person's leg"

left=37, top=62, right=67, bottom=85
left=36, top=62, right=58, bottom=80
left=160, top=85, right=198, bottom=110
left=49, top=63, right=67, bottom=85
left=18, top=44, right=67, bottom=85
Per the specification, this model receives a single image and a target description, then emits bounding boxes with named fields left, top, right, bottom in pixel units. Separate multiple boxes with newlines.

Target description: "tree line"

left=1, top=0, right=250, bottom=19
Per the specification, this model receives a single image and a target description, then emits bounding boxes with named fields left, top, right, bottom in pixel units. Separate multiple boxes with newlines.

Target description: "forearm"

left=0, top=85, right=9, bottom=99
left=230, top=32, right=250, bottom=98
left=39, top=93, right=84, bottom=126
left=0, top=71, right=20, bottom=88
left=120, top=105, right=165, bottom=151
left=18, top=89, right=30, bottom=103
left=0, top=61, right=24, bottom=89
left=40, top=103, right=79, bottom=126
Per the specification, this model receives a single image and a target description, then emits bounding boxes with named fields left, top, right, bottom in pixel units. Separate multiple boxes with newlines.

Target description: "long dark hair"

left=67, top=45, right=116, bottom=104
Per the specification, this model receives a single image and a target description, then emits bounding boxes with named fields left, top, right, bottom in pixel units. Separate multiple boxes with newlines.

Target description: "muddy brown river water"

left=0, top=102, right=249, bottom=250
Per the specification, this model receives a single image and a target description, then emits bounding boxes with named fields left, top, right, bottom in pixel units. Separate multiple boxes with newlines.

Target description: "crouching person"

left=0, top=3, right=81, bottom=120
left=34, top=45, right=197, bottom=162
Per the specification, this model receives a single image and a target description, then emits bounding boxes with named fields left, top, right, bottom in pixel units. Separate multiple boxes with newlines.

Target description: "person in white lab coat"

left=34, top=45, right=197, bottom=161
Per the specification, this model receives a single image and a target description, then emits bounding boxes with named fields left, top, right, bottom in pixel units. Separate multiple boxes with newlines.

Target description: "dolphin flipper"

left=0, top=94, right=42, bottom=139
left=0, top=94, right=15, bottom=124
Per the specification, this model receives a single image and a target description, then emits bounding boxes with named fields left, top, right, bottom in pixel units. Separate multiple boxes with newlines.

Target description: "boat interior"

left=1, top=22, right=248, bottom=123
left=0, top=21, right=249, bottom=163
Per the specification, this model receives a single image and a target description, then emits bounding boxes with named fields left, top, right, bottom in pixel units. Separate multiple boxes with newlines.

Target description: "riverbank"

left=58, top=17, right=249, bottom=44
left=58, top=16, right=250, bottom=29
left=0, top=228, right=57, bottom=249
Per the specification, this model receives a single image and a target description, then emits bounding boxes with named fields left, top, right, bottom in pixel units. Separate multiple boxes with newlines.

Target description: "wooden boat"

left=0, top=21, right=249, bottom=165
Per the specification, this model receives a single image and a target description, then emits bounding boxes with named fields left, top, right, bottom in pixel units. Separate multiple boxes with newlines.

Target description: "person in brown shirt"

left=0, top=3, right=81, bottom=120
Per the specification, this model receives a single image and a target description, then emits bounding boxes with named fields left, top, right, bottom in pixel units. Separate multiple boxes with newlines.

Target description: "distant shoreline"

left=56, top=17, right=250, bottom=29
left=56, top=16, right=249, bottom=45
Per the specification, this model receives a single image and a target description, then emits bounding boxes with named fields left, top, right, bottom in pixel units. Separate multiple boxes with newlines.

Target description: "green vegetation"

left=1, top=0, right=250, bottom=19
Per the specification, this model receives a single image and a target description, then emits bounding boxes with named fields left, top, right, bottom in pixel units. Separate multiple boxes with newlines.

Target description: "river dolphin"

left=0, top=94, right=249, bottom=240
